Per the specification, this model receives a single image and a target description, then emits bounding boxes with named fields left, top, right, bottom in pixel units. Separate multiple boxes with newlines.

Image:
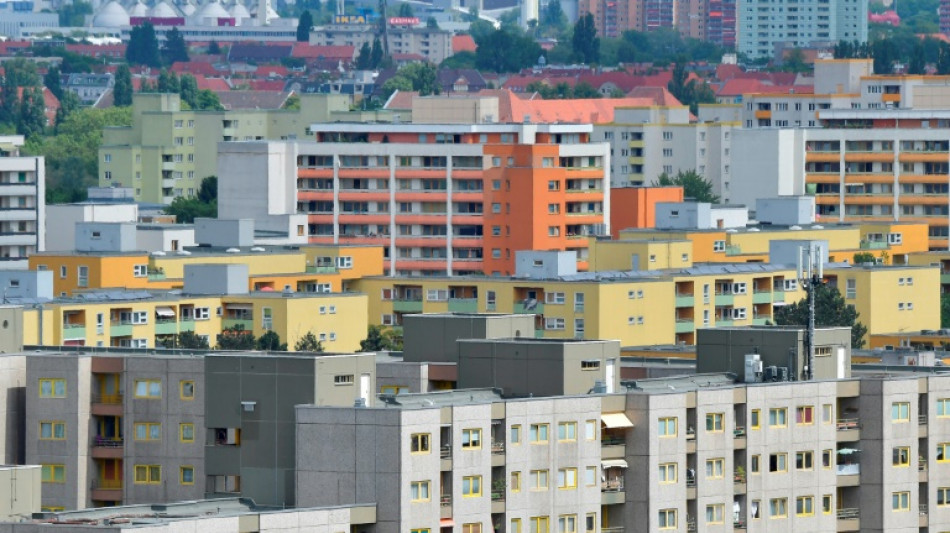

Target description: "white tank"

left=128, top=0, right=148, bottom=17
left=92, top=0, right=131, bottom=27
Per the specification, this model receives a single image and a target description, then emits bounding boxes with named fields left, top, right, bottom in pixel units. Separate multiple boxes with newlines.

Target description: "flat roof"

left=17, top=347, right=370, bottom=360
left=307, top=123, right=595, bottom=133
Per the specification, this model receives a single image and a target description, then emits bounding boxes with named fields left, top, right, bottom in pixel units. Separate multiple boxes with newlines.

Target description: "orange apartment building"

left=290, top=123, right=611, bottom=276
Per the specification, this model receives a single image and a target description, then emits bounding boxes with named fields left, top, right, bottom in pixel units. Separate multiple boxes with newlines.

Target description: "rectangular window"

left=585, top=466, right=596, bottom=486
left=585, top=420, right=596, bottom=440
left=823, top=495, right=833, bottom=514
left=658, top=509, right=676, bottom=529
left=658, top=417, right=677, bottom=437
left=939, top=399, right=950, bottom=417
left=530, top=469, right=549, bottom=490
left=511, top=425, right=521, bottom=444
left=557, top=468, right=577, bottom=489
left=462, top=475, right=482, bottom=497
left=796, top=406, right=814, bottom=424
left=530, top=517, right=549, bottom=533
left=585, top=514, right=595, bottom=533
left=769, top=453, right=788, bottom=472
left=511, top=471, right=521, bottom=492
left=180, top=466, right=195, bottom=485
left=892, top=402, right=910, bottom=422
left=769, top=408, right=787, bottom=427
left=511, top=519, right=522, bottom=533
left=750, top=455, right=760, bottom=473
left=892, top=491, right=910, bottom=511
left=462, top=428, right=482, bottom=449
left=180, top=423, right=194, bottom=442
left=822, top=404, right=833, bottom=423
left=659, top=462, right=677, bottom=483
left=705, top=458, right=724, bottom=478
left=705, top=413, right=724, bottom=432
left=938, top=442, right=950, bottom=462
left=770, top=498, right=788, bottom=518
left=893, top=446, right=910, bottom=466
left=39, top=378, right=66, bottom=398
left=796, top=496, right=814, bottom=516
left=750, top=409, right=760, bottom=429
left=410, top=480, right=431, bottom=501
left=41, top=464, right=65, bottom=483
left=796, top=451, right=813, bottom=470
left=334, top=374, right=354, bottom=385
left=411, top=433, right=430, bottom=453
left=822, top=449, right=833, bottom=468
left=39, top=421, right=65, bottom=440
left=938, top=487, right=950, bottom=507
left=134, top=379, right=161, bottom=398
left=134, top=422, right=161, bottom=441
left=557, top=422, right=576, bottom=441
left=133, top=264, right=147, bottom=277
left=530, top=423, right=549, bottom=443
left=180, top=380, right=195, bottom=400
left=557, top=515, right=576, bottom=533
left=705, top=504, right=724, bottom=524
left=134, top=465, right=161, bottom=484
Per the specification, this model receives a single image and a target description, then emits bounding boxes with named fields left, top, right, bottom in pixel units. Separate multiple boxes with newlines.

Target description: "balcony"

left=714, top=293, right=734, bottom=305
left=393, top=299, right=423, bottom=313
left=675, top=320, right=694, bottom=334
left=601, top=485, right=625, bottom=505
left=155, top=318, right=177, bottom=335
left=836, top=418, right=861, bottom=441
left=837, top=508, right=859, bottom=532
left=109, top=321, right=133, bottom=337
left=222, top=318, right=253, bottom=330
left=448, top=298, right=478, bottom=313
left=179, top=318, right=195, bottom=332
left=305, top=265, right=338, bottom=274
left=63, top=323, right=86, bottom=340
left=675, top=294, right=694, bottom=307
left=752, top=291, right=772, bottom=304
left=440, top=494, right=452, bottom=519
left=773, top=290, right=785, bottom=303
left=91, top=478, right=123, bottom=502
left=859, top=240, right=888, bottom=250
left=91, top=436, right=124, bottom=459
left=514, top=301, right=544, bottom=314
left=836, top=462, right=860, bottom=486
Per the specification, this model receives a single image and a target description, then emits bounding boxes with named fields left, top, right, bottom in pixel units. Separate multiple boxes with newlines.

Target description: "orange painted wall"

left=610, top=186, right=685, bottom=238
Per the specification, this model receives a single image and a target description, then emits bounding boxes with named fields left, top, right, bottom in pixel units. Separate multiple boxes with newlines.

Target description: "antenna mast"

left=798, top=244, right=824, bottom=381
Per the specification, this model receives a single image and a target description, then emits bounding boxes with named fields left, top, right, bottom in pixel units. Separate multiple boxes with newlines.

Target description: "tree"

left=908, top=42, right=926, bottom=74
left=165, top=176, right=216, bottom=222
left=652, top=170, right=719, bottom=203
left=168, top=330, right=210, bottom=349
left=113, top=64, right=133, bottom=106
left=179, top=73, right=198, bottom=108
left=216, top=325, right=257, bottom=350
left=295, top=331, right=325, bottom=352
left=195, top=89, right=223, bottom=110
left=398, top=2, right=414, bottom=17
left=572, top=13, right=599, bottom=64
left=17, top=86, right=47, bottom=139
left=157, top=69, right=180, bottom=94
left=427, top=16, right=439, bottom=29
left=127, top=22, right=162, bottom=67
left=162, top=26, right=190, bottom=64
left=44, top=65, right=63, bottom=100
left=942, top=294, right=950, bottom=329
left=782, top=48, right=809, bottom=73
left=58, top=0, right=92, bottom=26
left=379, top=75, right=413, bottom=100
left=852, top=252, right=875, bottom=264
left=359, top=325, right=402, bottom=351
left=54, top=90, right=81, bottom=129
left=474, top=26, right=544, bottom=73
left=440, top=51, right=477, bottom=69
left=356, top=42, right=373, bottom=69
left=571, top=81, right=600, bottom=98
left=197, top=176, right=217, bottom=203
left=208, top=40, right=221, bottom=55
left=540, top=0, right=567, bottom=35
left=297, top=10, right=314, bottom=42
left=666, top=59, right=715, bottom=114
left=370, top=37, right=385, bottom=69
left=774, top=284, right=869, bottom=348
left=257, top=330, right=288, bottom=351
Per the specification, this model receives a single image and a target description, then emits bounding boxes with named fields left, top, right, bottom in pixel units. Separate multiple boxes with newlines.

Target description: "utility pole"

left=798, top=244, right=824, bottom=381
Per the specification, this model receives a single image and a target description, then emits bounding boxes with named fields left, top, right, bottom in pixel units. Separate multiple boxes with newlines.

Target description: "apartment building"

left=224, top=122, right=611, bottom=276
left=309, top=24, right=453, bottom=64
left=576, top=0, right=734, bottom=46
left=737, top=0, right=867, bottom=59
left=25, top=350, right=377, bottom=510
left=0, top=135, right=45, bottom=270
left=596, top=106, right=736, bottom=189
left=98, top=93, right=350, bottom=204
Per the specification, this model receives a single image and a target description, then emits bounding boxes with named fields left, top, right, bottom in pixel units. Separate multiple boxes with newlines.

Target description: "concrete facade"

left=0, top=136, right=45, bottom=270
left=45, top=204, right=139, bottom=253
left=0, top=465, right=40, bottom=520
left=737, top=0, right=867, bottom=59
left=402, top=314, right=538, bottom=364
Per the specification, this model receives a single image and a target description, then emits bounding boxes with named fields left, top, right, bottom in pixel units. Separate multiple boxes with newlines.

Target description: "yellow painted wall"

left=151, top=252, right=306, bottom=279
left=588, top=240, right=693, bottom=271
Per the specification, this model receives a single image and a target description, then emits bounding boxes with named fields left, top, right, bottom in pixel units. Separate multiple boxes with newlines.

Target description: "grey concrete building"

left=0, top=465, right=41, bottom=521
left=402, top=313, right=537, bottom=364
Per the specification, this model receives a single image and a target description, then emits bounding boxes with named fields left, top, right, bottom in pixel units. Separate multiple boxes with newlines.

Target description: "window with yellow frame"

left=134, top=379, right=161, bottom=399
left=938, top=487, right=950, bottom=507
left=39, top=421, right=65, bottom=440
left=39, top=378, right=65, bottom=398
left=796, top=496, right=814, bottom=516
left=180, top=423, right=195, bottom=442
left=768, top=408, right=787, bottom=427
left=41, top=464, right=65, bottom=483
left=892, top=491, right=910, bottom=511
left=891, top=402, right=910, bottom=422
left=557, top=468, right=577, bottom=490
left=659, top=462, right=677, bottom=483
left=180, top=466, right=195, bottom=485
left=750, top=409, right=760, bottom=429
left=530, top=469, right=549, bottom=490
left=822, top=495, right=833, bottom=514
left=462, top=475, right=481, bottom=497
left=411, top=529, right=431, bottom=533
left=510, top=518, right=522, bottom=533
left=770, top=498, right=788, bottom=518
left=530, top=516, right=550, bottom=533
left=893, top=446, right=910, bottom=466
left=180, top=380, right=195, bottom=400
left=796, top=405, right=814, bottom=425
left=510, top=471, right=521, bottom=492
left=461, top=428, right=482, bottom=449
left=939, top=442, right=950, bottom=462
left=705, top=504, right=724, bottom=524
left=134, top=464, right=161, bottom=484
left=705, top=413, right=724, bottom=432
left=558, top=514, right=577, bottom=533
left=530, top=423, right=549, bottom=443
left=134, top=422, right=161, bottom=441
left=557, top=421, right=576, bottom=441
left=410, top=480, right=430, bottom=501
left=41, top=507, right=65, bottom=512
left=658, top=509, right=676, bottom=529
left=410, top=433, right=430, bottom=453
left=462, top=523, right=481, bottom=533
left=938, top=398, right=950, bottom=417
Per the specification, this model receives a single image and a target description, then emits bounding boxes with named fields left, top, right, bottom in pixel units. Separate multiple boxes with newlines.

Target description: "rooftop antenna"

left=798, top=244, right=824, bottom=381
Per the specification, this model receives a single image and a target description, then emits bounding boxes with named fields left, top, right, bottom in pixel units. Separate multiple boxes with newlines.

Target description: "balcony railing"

left=491, top=442, right=505, bottom=454
left=91, top=478, right=123, bottom=490
left=601, top=436, right=625, bottom=446
left=921, top=504, right=928, bottom=516
left=92, top=436, right=123, bottom=448
left=91, top=393, right=123, bottom=404
left=837, top=508, right=859, bottom=520
left=602, top=479, right=624, bottom=492
left=440, top=445, right=452, bottom=459
left=440, top=494, right=452, bottom=506
left=836, top=418, right=860, bottom=430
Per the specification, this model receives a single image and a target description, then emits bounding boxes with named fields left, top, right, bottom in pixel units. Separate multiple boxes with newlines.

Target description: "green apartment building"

left=98, top=93, right=351, bottom=204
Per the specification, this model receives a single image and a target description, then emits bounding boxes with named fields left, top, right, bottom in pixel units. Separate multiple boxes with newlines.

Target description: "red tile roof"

left=65, top=43, right=126, bottom=58
left=193, top=75, right=231, bottom=91
left=247, top=79, right=286, bottom=91
left=452, top=34, right=477, bottom=53
left=254, top=65, right=288, bottom=77
left=171, top=61, right=221, bottom=76
left=626, top=86, right=683, bottom=106
left=291, top=43, right=355, bottom=60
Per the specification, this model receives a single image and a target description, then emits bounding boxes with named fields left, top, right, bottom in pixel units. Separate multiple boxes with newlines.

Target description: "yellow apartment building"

left=20, top=290, right=368, bottom=352
left=586, top=239, right=694, bottom=271
left=906, top=250, right=950, bottom=292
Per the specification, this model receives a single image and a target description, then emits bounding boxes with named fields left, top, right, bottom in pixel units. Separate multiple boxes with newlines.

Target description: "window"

left=462, top=475, right=482, bottom=496
left=705, top=413, right=724, bottom=432
left=705, top=504, right=724, bottom=524
left=195, top=307, right=210, bottom=320
left=411, top=433, right=430, bottom=453
left=713, top=240, right=726, bottom=252
left=410, top=480, right=431, bottom=501
left=557, top=515, right=576, bottom=533
left=658, top=509, right=677, bottom=529
left=39, top=378, right=66, bottom=398
left=892, top=402, right=910, bottom=422
left=846, top=278, right=856, bottom=299
left=134, top=422, right=161, bottom=441
left=557, top=468, right=577, bottom=489
left=134, top=465, right=161, bottom=484
left=796, top=406, right=814, bottom=424
left=41, top=465, right=65, bottom=483
left=337, top=256, right=353, bottom=269
left=462, top=428, right=482, bottom=449
left=705, top=458, right=724, bottom=478
left=938, top=487, right=950, bottom=507
left=892, top=491, right=910, bottom=511
left=750, top=409, right=760, bottom=429
left=796, top=451, right=813, bottom=470
left=39, top=421, right=65, bottom=440
left=893, top=446, right=910, bottom=466
left=180, top=423, right=194, bottom=442
left=822, top=404, right=833, bottom=423
left=530, top=470, right=549, bottom=490
left=823, top=494, right=833, bottom=514
left=180, top=466, right=195, bottom=485
left=557, top=422, right=576, bottom=441
left=769, top=408, right=787, bottom=427
left=769, top=453, right=787, bottom=472
left=585, top=420, right=596, bottom=440
left=822, top=449, right=833, bottom=468
left=511, top=519, right=522, bottom=533
left=134, top=379, right=161, bottom=398
left=462, top=524, right=481, bottom=533
left=530, top=517, right=549, bottom=533
left=658, top=417, right=677, bottom=437
left=939, top=399, right=950, bottom=418
left=659, top=462, right=677, bottom=483
left=133, top=264, right=147, bottom=277
left=770, top=498, right=788, bottom=518
left=888, top=233, right=902, bottom=245
left=511, top=425, right=521, bottom=444
left=939, top=442, right=950, bottom=462
left=545, top=292, right=566, bottom=305
left=585, top=514, right=595, bottom=533
left=750, top=455, right=760, bottom=473
left=180, top=380, right=195, bottom=400
left=796, top=496, right=814, bottom=516
left=511, top=471, right=521, bottom=492
left=334, top=374, right=354, bottom=385
left=530, top=423, right=549, bottom=443
left=585, top=466, right=596, bottom=486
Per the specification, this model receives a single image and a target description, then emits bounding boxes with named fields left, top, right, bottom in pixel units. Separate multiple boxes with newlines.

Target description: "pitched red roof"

left=626, top=86, right=683, bottom=106
left=194, top=75, right=231, bottom=91
left=171, top=61, right=220, bottom=76
left=247, top=79, right=286, bottom=91
left=452, top=34, right=476, bottom=53
left=64, top=43, right=126, bottom=58
left=291, top=43, right=355, bottom=60
left=254, top=65, right=288, bottom=77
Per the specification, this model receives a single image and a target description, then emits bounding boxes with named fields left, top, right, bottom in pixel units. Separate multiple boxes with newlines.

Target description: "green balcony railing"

left=393, top=299, right=423, bottom=313
left=447, top=298, right=478, bottom=313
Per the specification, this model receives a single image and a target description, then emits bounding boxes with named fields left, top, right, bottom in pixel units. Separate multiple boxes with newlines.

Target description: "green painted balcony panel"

left=941, top=274, right=950, bottom=285
left=752, top=291, right=772, bottom=304
left=154, top=319, right=178, bottom=335
left=675, top=320, right=694, bottom=333
left=179, top=318, right=195, bottom=332
left=222, top=318, right=253, bottom=331
left=715, top=294, right=734, bottom=306
left=306, top=265, right=339, bottom=274
left=674, top=295, right=694, bottom=307
left=514, top=302, right=545, bottom=314
left=716, top=319, right=734, bottom=327
left=447, top=298, right=478, bottom=313
left=110, top=323, right=132, bottom=337
left=773, top=291, right=786, bottom=303
left=535, top=329, right=545, bottom=338
left=393, top=299, right=423, bottom=313
left=751, top=317, right=770, bottom=325
left=63, top=324, right=86, bottom=340
left=860, top=241, right=888, bottom=250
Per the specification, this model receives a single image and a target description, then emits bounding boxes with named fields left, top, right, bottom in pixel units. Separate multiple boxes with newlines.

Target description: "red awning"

left=440, top=519, right=456, bottom=527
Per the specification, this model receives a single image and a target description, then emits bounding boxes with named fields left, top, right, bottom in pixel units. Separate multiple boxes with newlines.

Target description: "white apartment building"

left=0, top=136, right=45, bottom=269
left=737, top=0, right=867, bottom=60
